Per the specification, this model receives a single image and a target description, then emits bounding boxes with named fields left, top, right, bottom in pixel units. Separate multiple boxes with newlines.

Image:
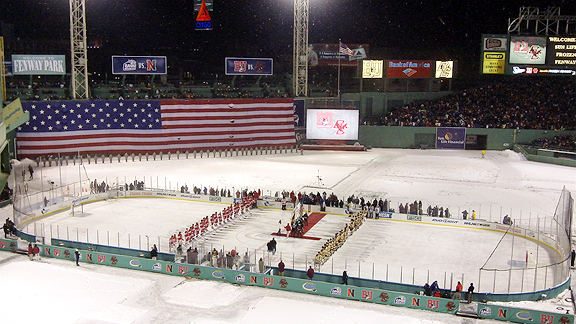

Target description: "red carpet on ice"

left=271, top=212, right=326, bottom=240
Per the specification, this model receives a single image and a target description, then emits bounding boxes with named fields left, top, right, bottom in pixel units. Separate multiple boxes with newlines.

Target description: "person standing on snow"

left=467, top=283, right=475, bottom=303
left=307, top=265, right=314, bottom=280
left=342, top=269, right=348, bottom=285
left=258, top=257, right=265, bottom=273
left=278, top=260, right=285, bottom=276
left=423, top=283, right=431, bottom=296
left=270, top=238, right=277, bottom=254
left=430, top=280, right=440, bottom=295
left=75, top=249, right=80, bottom=266
left=150, top=244, right=158, bottom=260
left=453, top=281, right=462, bottom=300
left=33, top=244, right=40, bottom=260
left=28, top=243, right=34, bottom=261
left=244, top=252, right=250, bottom=270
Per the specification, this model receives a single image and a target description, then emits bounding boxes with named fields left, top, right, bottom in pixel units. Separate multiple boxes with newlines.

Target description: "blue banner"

left=293, top=99, right=305, bottom=127
left=435, top=127, right=466, bottom=149
left=112, top=56, right=167, bottom=74
left=225, top=57, right=273, bottom=75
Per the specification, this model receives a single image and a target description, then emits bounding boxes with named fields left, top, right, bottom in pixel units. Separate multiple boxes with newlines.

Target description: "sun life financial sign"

left=436, top=127, right=466, bottom=149
left=12, top=55, right=66, bottom=75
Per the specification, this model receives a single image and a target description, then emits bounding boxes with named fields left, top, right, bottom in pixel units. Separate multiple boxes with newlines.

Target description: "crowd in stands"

left=373, top=78, right=576, bottom=130
left=527, top=134, right=576, bottom=152
left=5, top=79, right=292, bottom=101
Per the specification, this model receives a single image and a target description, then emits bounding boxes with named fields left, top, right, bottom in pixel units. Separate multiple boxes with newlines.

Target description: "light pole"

left=69, top=0, right=89, bottom=99
left=293, top=0, right=309, bottom=97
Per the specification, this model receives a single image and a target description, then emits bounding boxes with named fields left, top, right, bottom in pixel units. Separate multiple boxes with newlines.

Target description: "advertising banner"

left=12, top=55, right=66, bottom=75
left=483, top=36, right=508, bottom=51
left=387, top=60, right=432, bottom=78
left=195, top=0, right=212, bottom=30
left=482, top=52, right=506, bottom=74
left=510, top=66, right=576, bottom=75
left=509, top=36, right=546, bottom=64
left=28, top=239, right=575, bottom=323
left=0, top=239, right=17, bottom=252
left=225, top=57, right=273, bottom=75
left=112, top=56, right=167, bottom=74
left=435, top=61, right=453, bottom=78
left=306, top=109, right=359, bottom=140
left=362, top=60, right=384, bottom=78
left=293, top=99, right=305, bottom=127
left=477, top=303, right=573, bottom=324
left=308, top=44, right=369, bottom=67
left=435, top=127, right=466, bottom=149
left=2, top=98, right=24, bottom=128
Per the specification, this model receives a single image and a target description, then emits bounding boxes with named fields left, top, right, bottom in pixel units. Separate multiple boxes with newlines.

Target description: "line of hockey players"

left=168, top=195, right=256, bottom=253
left=314, top=209, right=367, bottom=265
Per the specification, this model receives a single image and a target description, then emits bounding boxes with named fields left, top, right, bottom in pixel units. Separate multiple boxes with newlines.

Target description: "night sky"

left=1, top=0, right=575, bottom=78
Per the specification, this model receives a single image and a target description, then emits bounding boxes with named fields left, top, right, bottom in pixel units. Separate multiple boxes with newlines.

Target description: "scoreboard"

left=547, top=37, right=576, bottom=65
left=481, top=34, right=576, bottom=75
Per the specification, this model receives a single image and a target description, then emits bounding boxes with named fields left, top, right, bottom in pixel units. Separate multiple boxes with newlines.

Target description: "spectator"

left=430, top=280, right=440, bottom=295
left=258, top=257, right=265, bottom=273
left=33, top=244, right=40, bottom=260
left=454, top=281, right=462, bottom=300
left=278, top=260, right=285, bottom=276
left=75, top=249, right=80, bottom=266
left=150, top=244, right=158, bottom=260
left=307, top=265, right=314, bottom=280
left=423, top=283, right=431, bottom=296
left=467, top=283, right=475, bottom=303
left=28, top=242, right=34, bottom=261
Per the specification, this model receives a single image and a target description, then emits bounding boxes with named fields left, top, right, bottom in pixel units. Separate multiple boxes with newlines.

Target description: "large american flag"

left=16, top=98, right=296, bottom=157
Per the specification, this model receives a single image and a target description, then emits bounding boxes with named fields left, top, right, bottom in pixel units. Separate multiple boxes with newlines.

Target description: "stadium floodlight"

left=293, top=0, right=309, bottom=97
left=69, top=0, right=89, bottom=99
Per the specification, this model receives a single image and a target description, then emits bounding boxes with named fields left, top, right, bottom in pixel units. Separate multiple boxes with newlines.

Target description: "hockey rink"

left=27, top=197, right=558, bottom=295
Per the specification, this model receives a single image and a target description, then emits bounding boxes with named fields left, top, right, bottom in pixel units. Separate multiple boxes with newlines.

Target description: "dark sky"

left=1, top=0, right=575, bottom=77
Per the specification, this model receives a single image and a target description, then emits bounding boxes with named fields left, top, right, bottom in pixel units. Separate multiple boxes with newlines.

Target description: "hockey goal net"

left=70, top=203, right=84, bottom=217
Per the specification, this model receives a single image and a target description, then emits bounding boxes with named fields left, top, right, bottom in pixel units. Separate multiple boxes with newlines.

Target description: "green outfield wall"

left=358, top=126, right=576, bottom=151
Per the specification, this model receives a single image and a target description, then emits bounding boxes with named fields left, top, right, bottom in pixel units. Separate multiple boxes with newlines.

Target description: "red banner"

left=387, top=60, right=432, bottom=78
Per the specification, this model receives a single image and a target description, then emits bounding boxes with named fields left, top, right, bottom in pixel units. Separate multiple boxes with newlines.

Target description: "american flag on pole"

left=16, top=98, right=296, bottom=157
left=339, top=42, right=354, bottom=56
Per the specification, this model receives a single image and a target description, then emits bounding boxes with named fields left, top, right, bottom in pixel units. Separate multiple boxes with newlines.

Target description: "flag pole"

left=338, top=39, right=341, bottom=106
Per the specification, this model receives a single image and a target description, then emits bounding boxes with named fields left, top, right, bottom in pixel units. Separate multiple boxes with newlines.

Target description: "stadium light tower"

left=69, top=0, right=89, bottom=99
left=293, top=0, right=309, bottom=97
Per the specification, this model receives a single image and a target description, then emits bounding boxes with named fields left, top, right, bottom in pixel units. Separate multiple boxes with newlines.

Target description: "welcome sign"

left=12, top=54, right=66, bottom=75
